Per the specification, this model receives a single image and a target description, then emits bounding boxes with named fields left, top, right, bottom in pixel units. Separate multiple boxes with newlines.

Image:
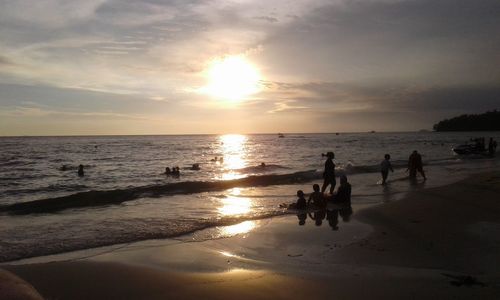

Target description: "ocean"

left=1, top=132, right=499, bottom=262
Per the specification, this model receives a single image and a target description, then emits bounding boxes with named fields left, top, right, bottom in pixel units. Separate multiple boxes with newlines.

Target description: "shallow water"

left=0, top=132, right=499, bottom=262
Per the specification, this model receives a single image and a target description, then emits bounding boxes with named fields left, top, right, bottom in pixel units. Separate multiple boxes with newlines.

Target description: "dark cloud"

left=253, top=16, right=278, bottom=23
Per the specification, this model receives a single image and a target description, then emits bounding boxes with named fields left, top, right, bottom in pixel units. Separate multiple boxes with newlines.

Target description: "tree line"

left=433, top=110, right=500, bottom=131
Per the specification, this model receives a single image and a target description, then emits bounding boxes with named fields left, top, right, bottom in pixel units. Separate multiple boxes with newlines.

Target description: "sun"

left=203, top=55, right=261, bottom=102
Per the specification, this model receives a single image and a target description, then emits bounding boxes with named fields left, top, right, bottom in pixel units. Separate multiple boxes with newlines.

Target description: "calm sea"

left=1, top=132, right=499, bottom=262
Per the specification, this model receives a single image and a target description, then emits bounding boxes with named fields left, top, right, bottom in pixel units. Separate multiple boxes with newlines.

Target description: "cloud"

left=253, top=16, right=278, bottom=23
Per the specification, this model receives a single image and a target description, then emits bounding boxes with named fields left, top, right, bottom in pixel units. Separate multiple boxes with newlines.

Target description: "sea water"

left=1, top=132, right=499, bottom=262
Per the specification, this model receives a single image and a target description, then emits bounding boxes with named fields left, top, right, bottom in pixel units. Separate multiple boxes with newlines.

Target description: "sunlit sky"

left=1, top=0, right=499, bottom=136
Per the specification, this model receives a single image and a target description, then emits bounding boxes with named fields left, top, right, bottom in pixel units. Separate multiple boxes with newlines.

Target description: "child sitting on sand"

left=308, top=184, right=326, bottom=208
left=289, top=190, right=307, bottom=210
left=333, top=175, right=351, bottom=204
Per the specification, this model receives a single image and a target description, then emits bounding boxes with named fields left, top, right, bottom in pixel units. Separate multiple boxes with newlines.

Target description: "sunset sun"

left=203, top=56, right=261, bottom=101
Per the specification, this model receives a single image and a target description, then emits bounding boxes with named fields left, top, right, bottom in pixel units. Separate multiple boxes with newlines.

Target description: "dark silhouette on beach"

left=294, top=190, right=307, bottom=210
left=408, top=150, right=426, bottom=180
left=380, top=154, right=394, bottom=185
left=297, top=212, right=307, bottom=226
left=321, top=151, right=336, bottom=194
left=77, top=164, right=84, bottom=177
left=332, top=175, right=351, bottom=204
left=327, top=209, right=339, bottom=230
left=308, top=184, right=326, bottom=208
left=308, top=209, right=326, bottom=226
left=489, top=138, right=497, bottom=155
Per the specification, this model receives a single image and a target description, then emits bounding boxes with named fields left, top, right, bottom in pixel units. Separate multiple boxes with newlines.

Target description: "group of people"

left=381, top=150, right=426, bottom=184
left=291, top=149, right=428, bottom=211
left=165, top=166, right=181, bottom=176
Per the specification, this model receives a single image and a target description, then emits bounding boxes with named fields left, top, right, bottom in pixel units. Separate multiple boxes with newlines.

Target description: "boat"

left=452, top=139, right=488, bottom=155
left=278, top=133, right=284, bottom=138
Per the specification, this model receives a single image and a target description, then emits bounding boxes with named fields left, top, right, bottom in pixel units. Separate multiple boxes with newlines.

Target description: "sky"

left=0, top=0, right=499, bottom=135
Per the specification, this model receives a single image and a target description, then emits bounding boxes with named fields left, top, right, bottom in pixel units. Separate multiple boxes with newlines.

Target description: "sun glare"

left=203, top=56, right=261, bottom=101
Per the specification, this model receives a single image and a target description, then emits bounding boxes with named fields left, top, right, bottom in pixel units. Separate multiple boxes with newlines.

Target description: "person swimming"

left=165, top=167, right=172, bottom=175
left=77, top=164, right=84, bottom=177
left=191, top=163, right=200, bottom=170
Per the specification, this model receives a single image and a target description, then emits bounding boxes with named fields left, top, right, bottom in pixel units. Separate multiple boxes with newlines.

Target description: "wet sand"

left=2, top=172, right=500, bottom=299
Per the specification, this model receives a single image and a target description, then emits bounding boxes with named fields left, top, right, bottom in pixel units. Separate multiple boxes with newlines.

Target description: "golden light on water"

left=219, top=134, right=248, bottom=180
left=202, top=55, right=261, bottom=102
left=220, top=221, right=256, bottom=236
left=217, top=195, right=252, bottom=216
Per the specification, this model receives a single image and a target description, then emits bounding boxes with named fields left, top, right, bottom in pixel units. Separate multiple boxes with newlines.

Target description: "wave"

left=0, top=212, right=286, bottom=263
left=0, top=170, right=320, bottom=214
left=235, top=164, right=290, bottom=174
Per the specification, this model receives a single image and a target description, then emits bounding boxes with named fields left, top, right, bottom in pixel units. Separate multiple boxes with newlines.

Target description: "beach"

left=3, top=171, right=500, bottom=299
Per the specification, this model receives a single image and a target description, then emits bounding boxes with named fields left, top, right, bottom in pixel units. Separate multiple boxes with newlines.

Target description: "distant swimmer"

left=380, top=154, right=394, bottom=185
left=77, top=164, right=84, bottom=176
left=60, top=164, right=68, bottom=171
left=260, top=162, right=266, bottom=168
left=308, top=184, right=325, bottom=208
left=211, top=156, right=218, bottom=162
left=408, top=150, right=426, bottom=180
left=172, top=166, right=180, bottom=176
left=191, top=163, right=200, bottom=170
left=333, top=175, right=351, bottom=204
left=165, top=167, right=172, bottom=175
left=321, top=151, right=336, bottom=194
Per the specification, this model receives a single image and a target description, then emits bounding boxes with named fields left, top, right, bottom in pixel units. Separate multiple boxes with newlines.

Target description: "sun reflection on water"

left=220, top=220, right=256, bottom=236
left=219, top=134, right=248, bottom=180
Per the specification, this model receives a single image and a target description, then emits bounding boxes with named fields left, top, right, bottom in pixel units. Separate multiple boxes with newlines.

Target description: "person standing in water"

left=321, top=151, right=336, bottom=194
left=408, top=150, right=426, bottom=180
left=77, top=164, right=84, bottom=176
left=380, top=154, right=394, bottom=185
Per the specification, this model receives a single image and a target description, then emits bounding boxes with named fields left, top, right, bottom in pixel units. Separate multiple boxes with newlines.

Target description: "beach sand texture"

left=2, top=172, right=500, bottom=299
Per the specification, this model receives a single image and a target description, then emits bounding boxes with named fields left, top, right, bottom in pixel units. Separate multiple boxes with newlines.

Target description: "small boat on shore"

left=452, top=138, right=488, bottom=155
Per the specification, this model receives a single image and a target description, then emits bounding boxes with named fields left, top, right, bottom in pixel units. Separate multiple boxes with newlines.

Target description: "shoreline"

left=2, top=171, right=500, bottom=298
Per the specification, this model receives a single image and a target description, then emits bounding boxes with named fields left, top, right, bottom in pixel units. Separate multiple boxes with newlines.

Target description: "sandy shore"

left=2, top=172, right=500, bottom=299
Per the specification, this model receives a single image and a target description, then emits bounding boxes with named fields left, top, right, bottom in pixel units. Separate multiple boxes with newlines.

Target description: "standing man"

left=408, top=150, right=426, bottom=180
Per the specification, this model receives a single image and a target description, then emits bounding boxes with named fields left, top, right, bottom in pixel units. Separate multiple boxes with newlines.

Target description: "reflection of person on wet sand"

left=327, top=209, right=339, bottom=230
left=297, top=212, right=307, bottom=226
left=408, top=150, right=426, bottom=180
left=308, top=209, right=326, bottom=226
left=321, top=151, right=336, bottom=194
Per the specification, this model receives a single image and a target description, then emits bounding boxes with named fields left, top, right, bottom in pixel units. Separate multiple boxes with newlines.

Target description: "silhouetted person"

left=308, top=184, right=325, bottom=208
left=60, top=165, right=68, bottom=171
left=327, top=209, right=339, bottom=230
left=489, top=138, right=497, bottom=155
left=172, top=166, right=180, bottom=176
left=297, top=212, right=307, bottom=226
left=287, top=190, right=307, bottom=209
left=191, top=163, right=200, bottom=170
left=333, top=175, right=351, bottom=204
left=380, top=154, right=394, bottom=185
left=165, top=167, right=172, bottom=175
left=321, top=151, right=336, bottom=194
left=77, top=164, right=84, bottom=177
left=408, top=150, right=426, bottom=180
left=260, top=162, right=266, bottom=168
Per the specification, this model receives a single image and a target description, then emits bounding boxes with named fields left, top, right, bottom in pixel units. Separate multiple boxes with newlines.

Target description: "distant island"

left=433, top=110, right=500, bottom=131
